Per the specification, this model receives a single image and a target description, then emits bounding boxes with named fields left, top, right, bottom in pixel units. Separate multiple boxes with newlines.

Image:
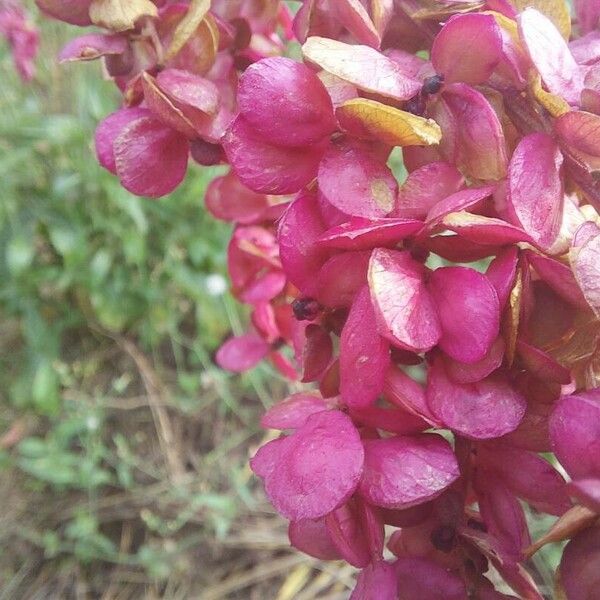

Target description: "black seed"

left=423, top=74, right=444, bottom=95
left=292, top=297, right=321, bottom=321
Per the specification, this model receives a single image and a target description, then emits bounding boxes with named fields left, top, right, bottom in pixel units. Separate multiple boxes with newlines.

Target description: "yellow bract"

left=89, top=0, right=157, bottom=32
left=529, top=72, right=570, bottom=117
left=511, top=0, right=571, bottom=39
left=411, top=1, right=484, bottom=20
left=164, top=0, right=213, bottom=62
left=337, top=98, right=442, bottom=147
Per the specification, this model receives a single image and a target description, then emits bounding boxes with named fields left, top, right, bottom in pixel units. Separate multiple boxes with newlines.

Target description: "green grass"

left=0, top=18, right=291, bottom=598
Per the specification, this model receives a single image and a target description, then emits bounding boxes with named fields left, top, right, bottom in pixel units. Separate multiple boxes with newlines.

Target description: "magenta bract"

left=431, top=13, right=502, bottom=86
left=426, top=357, right=526, bottom=440
left=550, top=390, right=600, bottom=480
left=237, top=56, right=335, bottom=147
left=318, top=139, right=397, bottom=218
left=507, top=133, right=564, bottom=251
left=340, top=286, right=389, bottom=409
left=518, top=8, right=583, bottom=106
left=428, top=266, right=500, bottom=364
left=223, top=116, right=325, bottom=194
left=359, top=434, right=459, bottom=509
left=216, top=333, right=270, bottom=372
left=250, top=410, right=364, bottom=520
left=559, top=526, right=600, bottom=600
left=368, top=249, right=441, bottom=352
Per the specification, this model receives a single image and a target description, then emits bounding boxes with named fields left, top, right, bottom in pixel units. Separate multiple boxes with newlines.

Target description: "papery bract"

left=216, top=333, right=270, bottom=372
left=506, top=133, right=564, bottom=251
left=426, top=357, right=526, bottom=439
left=302, top=36, right=421, bottom=101
left=250, top=410, right=364, bottom=520
left=559, top=526, right=600, bottom=600
left=428, top=266, right=500, bottom=364
left=318, top=138, right=397, bottom=218
left=340, top=286, right=390, bottom=409
left=237, top=56, right=335, bottom=147
left=431, top=13, right=502, bottom=85
left=433, top=83, right=508, bottom=181
left=518, top=8, right=583, bottom=106
left=359, top=434, right=460, bottom=509
left=223, top=116, right=326, bottom=194
left=368, top=249, right=441, bottom=352
left=549, top=389, right=600, bottom=480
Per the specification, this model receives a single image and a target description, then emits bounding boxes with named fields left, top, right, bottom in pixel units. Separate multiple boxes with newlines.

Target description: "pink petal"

left=260, top=393, right=328, bottom=430
left=518, top=8, right=583, bottom=106
left=288, top=518, right=341, bottom=561
left=302, top=37, right=421, bottom=101
left=95, top=107, right=150, bottom=175
left=572, top=227, right=600, bottom=316
left=350, top=561, right=398, bottom=600
left=359, top=434, right=459, bottom=509
left=506, top=133, right=564, bottom=251
left=317, top=217, right=423, bottom=250
left=486, top=247, right=519, bottom=309
left=559, top=526, right=600, bottom=600
left=250, top=410, right=365, bottom=520
left=431, top=13, right=502, bottom=85
left=315, top=251, right=371, bottom=308
left=426, top=357, right=526, bottom=439
left=433, top=83, right=507, bottom=181
left=204, top=172, right=270, bottom=224
left=216, top=334, right=270, bottom=372
left=113, top=116, right=189, bottom=197
left=428, top=266, right=500, bottom=364
left=318, top=139, right=397, bottom=218
left=394, top=557, right=467, bottom=600
left=59, top=33, right=127, bottom=62
left=340, top=286, right=390, bottom=409
left=278, top=190, right=328, bottom=297
left=444, top=337, right=505, bottom=384
left=368, top=249, right=441, bottom=352
left=549, top=389, right=600, bottom=480
left=223, top=116, right=324, bottom=194
left=393, top=161, right=464, bottom=220
left=237, top=57, right=335, bottom=147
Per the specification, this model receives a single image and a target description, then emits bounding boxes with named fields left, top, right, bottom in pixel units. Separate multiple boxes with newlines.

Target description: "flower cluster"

left=34, top=0, right=600, bottom=597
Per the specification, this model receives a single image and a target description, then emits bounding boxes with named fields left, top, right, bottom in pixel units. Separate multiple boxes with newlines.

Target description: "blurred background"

left=0, top=12, right=352, bottom=600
